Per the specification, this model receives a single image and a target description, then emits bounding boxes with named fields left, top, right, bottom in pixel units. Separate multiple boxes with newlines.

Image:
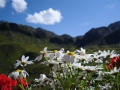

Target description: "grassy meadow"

left=1, top=31, right=120, bottom=90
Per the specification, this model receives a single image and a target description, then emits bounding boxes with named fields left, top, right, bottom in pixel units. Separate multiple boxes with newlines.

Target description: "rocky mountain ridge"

left=0, top=20, right=120, bottom=47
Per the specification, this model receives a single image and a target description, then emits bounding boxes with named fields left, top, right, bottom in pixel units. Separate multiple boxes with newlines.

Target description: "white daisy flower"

left=34, top=47, right=47, bottom=61
left=8, top=69, right=29, bottom=79
left=14, top=55, right=34, bottom=68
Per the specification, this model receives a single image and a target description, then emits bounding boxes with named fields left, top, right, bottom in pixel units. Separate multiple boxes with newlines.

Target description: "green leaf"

left=28, top=87, right=32, bottom=90
left=19, top=84, right=25, bottom=90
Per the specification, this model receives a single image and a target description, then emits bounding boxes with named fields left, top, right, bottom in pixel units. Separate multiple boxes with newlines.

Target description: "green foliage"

left=1, top=20, right=120, bottom=86
left=0, top=30, right=75, bottom=81
left=0, top=43, right=26, bottom=74
left=84, top=44, right=120, bottom=54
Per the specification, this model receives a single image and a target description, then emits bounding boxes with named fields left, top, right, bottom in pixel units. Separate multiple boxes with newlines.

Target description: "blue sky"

left=0, top=0, right=120, bottom=37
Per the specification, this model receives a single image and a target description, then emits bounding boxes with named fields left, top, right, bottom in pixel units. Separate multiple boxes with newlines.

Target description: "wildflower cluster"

left=35, top=47, right=119, bottom=90
left=1, top=47, right=120, bottom=90
left=0, top=74, right=16, bottom=90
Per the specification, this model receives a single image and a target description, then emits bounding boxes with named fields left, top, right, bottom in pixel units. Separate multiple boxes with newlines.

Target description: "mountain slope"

left=104, top=28, right=120, bottom=44
left=75, top=21, right=120, bottom=47
left=0, top=21, right=76, bottom=77
left=1, top=20, right=120, bottom=80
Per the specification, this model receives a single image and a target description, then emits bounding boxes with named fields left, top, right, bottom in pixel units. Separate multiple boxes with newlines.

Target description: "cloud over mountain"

left=105, top=4, right=115, bottom=9
left=26, top=8, right=63, bottom=25
left=12, top=0, right=27, bottom=13
left=0, top=0, right=7, bottom=8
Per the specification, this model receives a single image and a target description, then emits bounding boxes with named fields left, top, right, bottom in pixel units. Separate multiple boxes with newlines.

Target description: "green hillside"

left=0, top=29, right=76, bottom=84
left=1, top=21, right=120, bottom=85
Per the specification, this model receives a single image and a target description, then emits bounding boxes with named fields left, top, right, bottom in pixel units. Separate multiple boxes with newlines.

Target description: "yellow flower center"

left=53, top=50, right=58, bottom=53
left=21, top=62, right=26, bottom=65
left=93, top=58, right=97, bottom=61
left=106, top=55, right=110, bottom=58
left=68, top=52, right=74, bottom=56
left=81, top=58, right=85, bottom=61
left=16, top=69, right=21, bottom=72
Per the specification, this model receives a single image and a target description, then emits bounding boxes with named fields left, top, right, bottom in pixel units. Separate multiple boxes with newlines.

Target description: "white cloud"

left=26, top=8, right=63, bottom=25
left=11, top=12, right=15, bottom=14
left=0, top=0, right=7, bottom=8
left=96, top=4, right=115, bottom=18
left=105, top=4, right=115, bottom=9
left=79, top=22, right=90, bottom=26
left=12, top=0, right=27, bottom=13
